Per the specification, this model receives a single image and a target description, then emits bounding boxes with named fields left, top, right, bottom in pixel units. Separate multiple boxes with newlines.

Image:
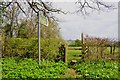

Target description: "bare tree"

left=0, top=0, right=66, bottom=38
left=1, top=0, right=66, bottom=21
left=1, top=0, right=115, bottom=23
left=0, top=0, right=115, bottom=38
left=75, top=0, right=116, bottom=15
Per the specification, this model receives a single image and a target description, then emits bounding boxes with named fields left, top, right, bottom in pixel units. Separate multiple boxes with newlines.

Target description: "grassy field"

left=67, top=47, right=82, bottom=63
left=67, top=46, right=119, bottom=63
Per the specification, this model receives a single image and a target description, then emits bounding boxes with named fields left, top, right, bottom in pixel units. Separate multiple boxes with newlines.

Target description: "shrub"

left=2, top=38, right=64, bottom=60
left=82, top=34, right=118, bottom=61
left=40, top=38, right=64, bottom=60
left=2, top=38, right=37, bottom=58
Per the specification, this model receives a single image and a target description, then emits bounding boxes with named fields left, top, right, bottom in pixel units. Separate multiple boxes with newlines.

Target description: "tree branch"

left=76, top=0, right=115, bottom=15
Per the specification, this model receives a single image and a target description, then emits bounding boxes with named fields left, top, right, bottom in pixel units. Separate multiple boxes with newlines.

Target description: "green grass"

left=67, top=47, right=82, bottom=62
left=67, top=49, right=82, bottom=63
left=67, top=46, right=119, bottom=63
left=67, top=50, right=81, bottom=54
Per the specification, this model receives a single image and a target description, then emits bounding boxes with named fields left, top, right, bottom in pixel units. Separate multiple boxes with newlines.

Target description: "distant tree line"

left=67, top=39, right=81, bottom=47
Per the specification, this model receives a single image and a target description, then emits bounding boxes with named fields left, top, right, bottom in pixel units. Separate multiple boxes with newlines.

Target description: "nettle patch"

left=2, top=58, right=67, bottom=79
left=74, top=60, right=118, bottom=79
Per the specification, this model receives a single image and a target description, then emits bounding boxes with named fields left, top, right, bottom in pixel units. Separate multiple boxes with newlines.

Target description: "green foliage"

left=67, top=49, right=82, bottom=63
left=0, top=2, right=5, bottom=23
left=67, top=49, right=81, bottom=54
left=2, top=38, right=38, bottom=58
left=83, top=34, right=119, bottom=61
left=67, top=39, right=81, bottom=47
left=0, top=58, right=2, bottom=80
left=40, top=20, right=62, bottom=39
left=74, top=61, right=119, bottom=79
left=3, top=24, right=12, bottom=37
left=40, top=38, right=64, bottom=60
left=74, top=39, right=81, bottom=47
left=17, top=20, right=38, bottom=38
left=2, top=38, right=64, bottom=60
left=2, top=58, right=67, bottom=79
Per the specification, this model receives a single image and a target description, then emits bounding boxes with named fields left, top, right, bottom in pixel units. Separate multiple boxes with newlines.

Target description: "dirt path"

left=64, top=68, right=81, bottom=78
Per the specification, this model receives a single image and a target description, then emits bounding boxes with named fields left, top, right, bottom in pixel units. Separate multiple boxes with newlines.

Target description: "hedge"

left=2, top=38, right=63, bottom=60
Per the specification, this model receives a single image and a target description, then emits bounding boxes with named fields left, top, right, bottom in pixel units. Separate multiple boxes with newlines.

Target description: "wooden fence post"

left=113, top=44, right=115, bottom=55
left=81, top=33, right=83, bottom=47
left=110, top=46, right=112, bottom=54
left=81, top=33, right=84, bottom=54
left=81, top=33, right=85, bottom=61
left=64, top=44, right=67, bottom=63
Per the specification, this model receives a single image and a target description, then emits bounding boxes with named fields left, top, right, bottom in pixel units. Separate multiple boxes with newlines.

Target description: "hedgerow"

left=2, top=38, right=63, bottom=60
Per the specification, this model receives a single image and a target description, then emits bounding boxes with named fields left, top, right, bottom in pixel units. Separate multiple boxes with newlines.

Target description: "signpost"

left=38, top=12, right=40, bottom=65
left=40, top=15, right=49, bottom=26
left=38, top=11, right=48, bottom=65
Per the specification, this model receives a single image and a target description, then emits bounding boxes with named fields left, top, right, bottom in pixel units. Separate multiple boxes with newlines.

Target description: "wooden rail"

left=67, top=47, right=82, bottom=50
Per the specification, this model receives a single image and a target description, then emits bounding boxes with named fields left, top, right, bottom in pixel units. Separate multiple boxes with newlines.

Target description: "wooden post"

left=81, top=33, right=83, bottom=47
left=81, top=33, right=84, bottom=54
left=110, top=46, right=112, bottom=54
left=64, top=44, right=67, bottom=63
left=81, top=33, right=85, bottom=61
left=113, top=44, right=115, bottom=55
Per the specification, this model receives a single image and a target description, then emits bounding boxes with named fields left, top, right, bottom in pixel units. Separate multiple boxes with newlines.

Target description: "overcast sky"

left=53, top=2, right=118, bottom=40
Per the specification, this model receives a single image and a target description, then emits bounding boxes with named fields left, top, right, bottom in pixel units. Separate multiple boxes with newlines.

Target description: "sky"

left=53, top=2, right=118, bottom=40
left=2, top=0, right=120, bottom=2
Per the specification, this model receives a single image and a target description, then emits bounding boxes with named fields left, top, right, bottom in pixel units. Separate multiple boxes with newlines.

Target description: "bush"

left=2, top=38, right=37, bottom=58
left=82, top=34, right=118, bottom=61
left=2, top=38, right=64, bottom=60
left=40, top=38, right=63, bottom=60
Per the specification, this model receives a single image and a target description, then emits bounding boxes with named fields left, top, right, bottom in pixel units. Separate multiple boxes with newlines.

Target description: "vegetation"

left=2, top=58, right=67, bottom=79
left=73, top=60, right=119, bottom=79
left=66, top=34, right=119, bottom=79
left=2, top=58, right=119, bottom=79
left=2, top=35, right=119, bottom=79
left=2, top=38, right=37, bottom=58
left=67, top=39, right=81, bottom=47
left=2, top=38, right=64, bottom=60
left=67, top=49, right=81, bottom=63
left=0, top=1, right=118, bottom=79
left=82, top=34, right=119, bottom=61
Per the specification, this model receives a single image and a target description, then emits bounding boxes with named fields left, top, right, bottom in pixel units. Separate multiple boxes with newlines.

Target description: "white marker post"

left=38, top=11, right=48, bottom=65
left=38, top=11, right=40, bottom=65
